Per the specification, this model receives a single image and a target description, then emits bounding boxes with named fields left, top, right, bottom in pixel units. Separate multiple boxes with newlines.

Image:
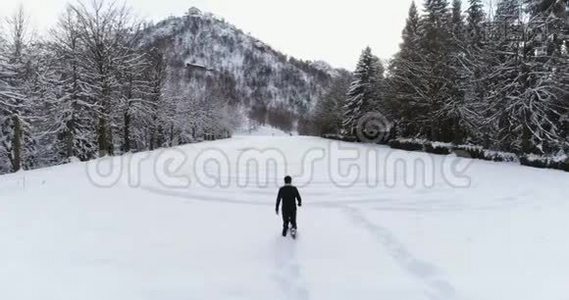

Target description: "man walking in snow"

left=276, top=176, right=302, bottom=237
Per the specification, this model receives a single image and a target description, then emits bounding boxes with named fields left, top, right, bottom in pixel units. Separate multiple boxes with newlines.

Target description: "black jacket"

left=276, top=185, right=302, bottom=212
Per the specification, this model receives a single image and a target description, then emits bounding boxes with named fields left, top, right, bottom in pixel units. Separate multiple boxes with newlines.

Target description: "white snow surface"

left=1, top=136, right=569, bottom=300
left=234, top=124, right=295, bottom=136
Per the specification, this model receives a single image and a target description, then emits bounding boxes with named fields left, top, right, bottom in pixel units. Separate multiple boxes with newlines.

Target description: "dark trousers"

left=282, top=209, right=297, bottom=229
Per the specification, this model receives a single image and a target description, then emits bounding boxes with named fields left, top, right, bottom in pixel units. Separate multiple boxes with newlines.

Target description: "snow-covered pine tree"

left=116, top=45, right=151, bottom=153
left=145, top=48, right=169, bottom=150
left=485, top=0, right=569, bottom=153
left=198, top=96, right=228, bottom=141
left=417, top=0, right=453, bottom=141
left=398, top=1, right=421, bottom=64
left=0, top=32, right=8, bottom=173
left=451, top=0, right=465, bottom=38
left=520, top=0, right=569, bottom=152
left=48, top=7, right=97, bottom=162
left=386, top=1, right=424, bottom=137
left=198, top=75, right=236, bottom=140
left=482, top=0, right=522, bottom=150
left=0, top=32, right=13, bottom=174
left=342, top=47, right=384, bottom=136
left=0, top=6, right=36, bottom=172
left=495, top=0, right=521, bottom=23
left=466, top=0, right=486, bottom=47
left=174, top=94, right=208, bottom=143
left=442, top=0, right=471, bottom=143
left=70, top=1, right=136, bottom=157
left=312, top=71, right=352, bottom=135
left=457, top=0, right=489, bottom=144
left=23, top=41, right=59, bottom=169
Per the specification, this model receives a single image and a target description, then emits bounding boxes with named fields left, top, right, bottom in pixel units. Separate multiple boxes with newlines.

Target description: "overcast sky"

left=3, top=0, right=418, bottom=70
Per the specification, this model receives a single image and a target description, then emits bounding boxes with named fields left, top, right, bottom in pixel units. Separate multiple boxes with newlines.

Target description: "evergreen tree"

left=70, top=1, right=134, bottom=157
left=483, top=0, right=523, bottom=150
left=451, top=0, right=465, bottom=39
left=418, top=0, right=453, bottom=141
left=342, top=47, right=384, bottom=136
left=145, top=48, right=169, bottom=150
left=466, top=0, right=486, bottom=48
left=312, top=71, right=352, bottom=135
left=48, top=7, right=96, bottom=161
left=444, top=0, right=471, bottom=143
left=458, top=0, right=488, bottom=144
left=485, top=0, right=569, bottom=153
left=403, top=2, right=421, bottom=50
left=387, top=1, right=424, bottom=137
left=117, top=47, right=151, bottom=153
left=520, top=0, right=569, bottom=152
left=0, top=6, right=36, bottom=172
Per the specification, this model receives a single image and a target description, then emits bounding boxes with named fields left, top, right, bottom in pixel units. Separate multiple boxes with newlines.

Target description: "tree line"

left=311, top=0, right=569, bottom=155
left=0, top=1, right=231, bottom=174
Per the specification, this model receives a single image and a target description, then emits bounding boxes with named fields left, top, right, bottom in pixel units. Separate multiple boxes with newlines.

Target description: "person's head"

left=284, top=176, right=292, bottom=185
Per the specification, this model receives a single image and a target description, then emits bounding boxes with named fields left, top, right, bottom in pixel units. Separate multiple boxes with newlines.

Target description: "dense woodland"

left=2, top=0, right=569, bottom=175
left=0, top=2, right=225, bottom=174
left=0, top=2, right=333, bottom=174
left=312, top=0, right=569, bottom=156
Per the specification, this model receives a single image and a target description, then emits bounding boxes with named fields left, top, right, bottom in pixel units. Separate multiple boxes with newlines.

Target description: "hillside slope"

left=1, top=136, right=569, bottom=299
left=140, top=8, right=338, bottom=130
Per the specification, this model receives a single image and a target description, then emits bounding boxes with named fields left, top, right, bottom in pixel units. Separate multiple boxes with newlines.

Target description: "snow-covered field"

left=234, top=124, right=295, bottom=136
left=1, top=136, right=568, bottom=300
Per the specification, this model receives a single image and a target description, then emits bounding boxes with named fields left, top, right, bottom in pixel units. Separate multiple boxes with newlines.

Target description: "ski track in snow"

left=139, top=185, right=532, bottom=213
left=139, top=170, right=560, bottom=299
left=141, top=185, right=458, bottom=300
left=341, top=206, right=456, bottom=300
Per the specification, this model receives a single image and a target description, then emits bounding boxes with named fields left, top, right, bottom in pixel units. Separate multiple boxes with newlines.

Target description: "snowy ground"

left=234, top=124, right=296, bottom=136
left=1, top=136, right=569, bottom=300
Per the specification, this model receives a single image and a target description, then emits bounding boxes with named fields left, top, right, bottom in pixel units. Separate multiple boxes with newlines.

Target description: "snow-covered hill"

left=140, top=8, right=338, bottom=129
left=1, top=136, right=569, bottom=300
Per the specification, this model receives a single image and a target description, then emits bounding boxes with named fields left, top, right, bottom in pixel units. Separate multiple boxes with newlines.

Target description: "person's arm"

left=295, top=187, right=302, bottom=207
left=275, top=188, right=282, bottom=214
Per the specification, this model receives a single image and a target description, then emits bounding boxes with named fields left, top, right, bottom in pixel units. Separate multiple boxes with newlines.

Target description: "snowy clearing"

left=1, top=136, right=568, bottom=300
left=234, top=124, right=296, bottom=137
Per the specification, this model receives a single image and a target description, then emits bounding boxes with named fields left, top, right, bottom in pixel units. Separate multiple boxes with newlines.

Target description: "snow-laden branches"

left=0, top=0, right=235, bottom=174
